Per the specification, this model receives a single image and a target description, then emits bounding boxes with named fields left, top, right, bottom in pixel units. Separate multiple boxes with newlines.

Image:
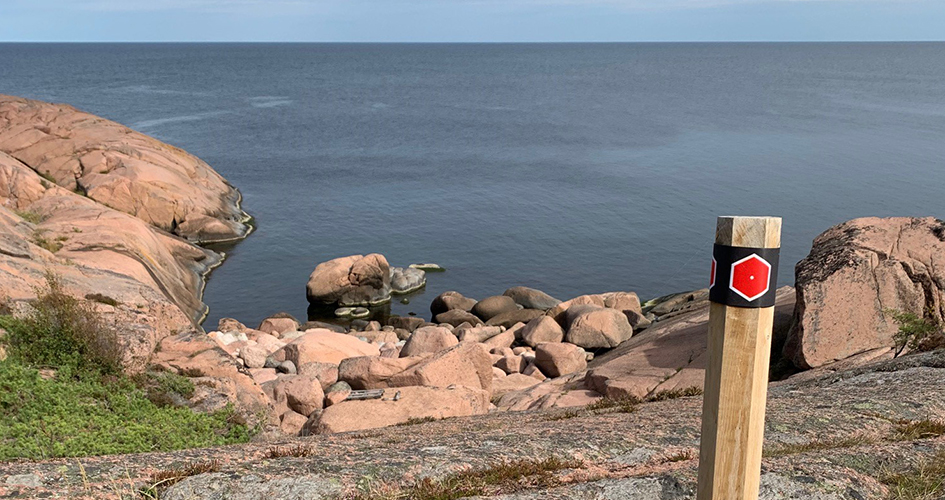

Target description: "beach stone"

left=485, top=308, right=544, bottom=328
left=279, top=410, right=309, bottom=435
left=784, top=217, right=945, bottom=369
left=357, top=329, right=399, bottom=344
left=389, top=342, right=493, bottom=393
left=456, top=325, right=504, bottom=343
left=390, top=267, right=426, bottom=294
left=313, top=386, right=489, bottom=434
left=338, top=355, right=424, bottom=390
left=482, top=328, right=516, bottom=350
left=297, top=362, right=339, bottom=390
left=279, top=329, right=380, bottom=366
left=257, top=313, right=300, bottom=336
left=434, top=309, right=483, bottom=327
left=503, top=286, right=561, bottom=311
left=495, top=355, right=528, bottom=374
left=306, top=254, right=392, bottom=307
left=279, top=375, right=325, bottom=416
left=492, top=366, right=507, bottom=379
left=522, top=362, right=546, bottom=381
left=520, top=316, right=565, bottom=347
left=239, top=345, right=268, bottom=369
left=565, top=305, right=633, bottom=349
left=277, top=360, right=297, bottom=374
left=387, top=315, right=425, bottom=332
left=430, top=290, right=477, bottom=317
left=602, top=291, right=644, bottom=316
left=535, top=342, right=587, bottom=378
left=218, top=318, right=247, bottom=333
left=471, top=295, right=519, bottom=321
left=547, top=294, right=607, bottom=324
left=400, top=326, right=458, bottom=357
left=492, top=373, right=543, bottom=399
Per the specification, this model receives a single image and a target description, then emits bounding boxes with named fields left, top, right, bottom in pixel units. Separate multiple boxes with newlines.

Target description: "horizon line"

left=3, top=40, right=945, bottom=44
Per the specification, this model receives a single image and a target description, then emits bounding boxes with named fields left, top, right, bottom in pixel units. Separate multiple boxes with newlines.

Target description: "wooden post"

left=697, top=216, right=781, bottom=500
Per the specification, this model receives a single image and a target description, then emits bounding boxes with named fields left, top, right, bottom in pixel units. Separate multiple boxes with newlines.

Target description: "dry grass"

left=882, top=450, right=945, bottom=500
left=396, top=416, right=438, bottom=427
left=645, top=387, right=704, bottom=402
left=892, top=418, right=945, bottom=441
left=763, top=435, right=876, bottom=458
left=266, top=444, right=317, bottom=459
left=585, top=395, right=641, bottom=414
left=348, top=457, right=582, bottom=500
left=139, top=460, right=220, bottom=498
left=544, top=409, right=582, bottom=421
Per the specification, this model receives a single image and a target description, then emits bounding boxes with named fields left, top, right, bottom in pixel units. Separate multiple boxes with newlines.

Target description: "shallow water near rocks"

left=2, top=43, right=944, bottom=327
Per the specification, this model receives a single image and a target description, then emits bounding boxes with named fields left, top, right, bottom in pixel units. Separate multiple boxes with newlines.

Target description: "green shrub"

left=887, top=310, right=945, bottom=357
left=0, top=274, right=252, bottom=460
left=0, top=362, right=249, bottom=460
left=0, top=274, right=122, bottom=374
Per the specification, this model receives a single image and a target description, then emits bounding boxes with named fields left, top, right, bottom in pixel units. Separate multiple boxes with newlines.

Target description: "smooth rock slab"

left=164, top=473, right=342, bottom=500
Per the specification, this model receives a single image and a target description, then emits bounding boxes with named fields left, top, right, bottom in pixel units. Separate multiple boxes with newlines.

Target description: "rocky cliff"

left=0, top=95, right=251, bottom=372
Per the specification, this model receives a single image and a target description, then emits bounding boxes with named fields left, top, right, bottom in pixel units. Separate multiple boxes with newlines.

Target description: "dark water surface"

left=2, top=43, right=944, bottom=327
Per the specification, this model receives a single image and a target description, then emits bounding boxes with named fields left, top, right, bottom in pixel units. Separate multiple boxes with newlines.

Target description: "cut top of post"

left=715, top=216, right=781, bottom=249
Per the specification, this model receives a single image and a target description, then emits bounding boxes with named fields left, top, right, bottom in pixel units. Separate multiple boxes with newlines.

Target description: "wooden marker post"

left=698, top=216, right=781, bottom=500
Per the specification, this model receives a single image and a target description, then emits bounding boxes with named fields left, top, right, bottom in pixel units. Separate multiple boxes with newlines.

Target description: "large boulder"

left=280, top=329, right=380, bottom=366
left=306, top=254, right=391, bottom=307
left=390, top=267, right=426, bottom=294
left=430, top=291, right=477, bottom=317
left=471, top=295, right=519, bottom=321
left=547, top=294, right=607, bottom=324
left=312, top=386, right=489, bottom=434
left=492, top=373, right=542, bottom=399
left=534, top=342, right=587, bottom=378
left=434, top=309, right=483, bottom=327
left=564, top=305, right=633, bottom=349
left=257, top=313, right=300, bottom=337
left=520, top=316, right=565, bottom=347
left=503, top=286, right=561, bottom=311
left=338, top=355, right=424, bottom=390
left=400, top=326, right=458, bottom=357
left=485, top=308, right=544, bottom=329
left=388, top=342, right=493, bottom=393
left=273, top=375, right=325, bottom=417
left=784, top=217, right=945, bottom=369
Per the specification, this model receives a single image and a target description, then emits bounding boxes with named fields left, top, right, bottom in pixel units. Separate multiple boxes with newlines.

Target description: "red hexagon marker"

left=728, top=254, right=771, bottom=302
left=710, top=257, right=717, bottom=288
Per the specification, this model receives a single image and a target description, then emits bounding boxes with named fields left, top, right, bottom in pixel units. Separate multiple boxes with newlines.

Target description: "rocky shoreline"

left=2, top=95, right=945, bottom=499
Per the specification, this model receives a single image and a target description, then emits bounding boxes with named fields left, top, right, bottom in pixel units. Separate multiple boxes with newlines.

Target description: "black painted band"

left=709, top=244, right=780, bottom=308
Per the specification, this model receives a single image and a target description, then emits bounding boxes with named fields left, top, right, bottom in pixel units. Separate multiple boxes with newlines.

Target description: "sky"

left=1, top=0, right=944, bottom=42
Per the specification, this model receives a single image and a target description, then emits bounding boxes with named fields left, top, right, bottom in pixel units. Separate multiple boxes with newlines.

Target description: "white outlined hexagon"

left=710, top=257, right=717, bottom=289
left=728, top=253, right=771, bottom=302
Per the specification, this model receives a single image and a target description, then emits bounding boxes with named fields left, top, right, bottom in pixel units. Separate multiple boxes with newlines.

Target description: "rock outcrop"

left=784, top=217, right=945, bottom=369
left=0, top=95, right=250, bottom=242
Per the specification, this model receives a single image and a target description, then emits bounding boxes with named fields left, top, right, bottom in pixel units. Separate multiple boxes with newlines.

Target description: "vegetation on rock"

left=0, top=275, right=251, bottom=460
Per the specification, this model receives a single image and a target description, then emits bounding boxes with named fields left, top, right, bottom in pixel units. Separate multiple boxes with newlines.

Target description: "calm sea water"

left=2, top=43, right=944, bottom=327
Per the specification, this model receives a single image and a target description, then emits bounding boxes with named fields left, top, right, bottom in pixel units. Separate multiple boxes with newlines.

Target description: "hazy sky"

left=2, top=0, right=943, bottom=42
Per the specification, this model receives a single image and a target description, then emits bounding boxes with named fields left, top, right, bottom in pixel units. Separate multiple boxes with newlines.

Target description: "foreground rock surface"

left=785, top=216, right=945, bottom=369
left=5, top=350, right=943, bottom=499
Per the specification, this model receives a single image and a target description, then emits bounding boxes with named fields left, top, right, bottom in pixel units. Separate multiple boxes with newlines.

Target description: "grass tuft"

left=585, top=395, right=641, bottom=414
left=763, top=435, right=875, bottom=458
left=893, top=418, right=945, bottom=441
left=645, top=387, right=704, bottom=402
left=349, top=456, right=581, bottom=500
left=84, top=293, right=119, bottom=307
left=882, top=450, right=945, bottom=500
left=396, top=416, right=437, bottom=427
left=140, top=460, right=220, bottom=498
left=266, top=444, right=317, bottom=459
left=14, top=210, right=44, bottom=224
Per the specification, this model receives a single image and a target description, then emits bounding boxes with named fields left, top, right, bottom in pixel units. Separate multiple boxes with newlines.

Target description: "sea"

left=1, top=43, right=943, bottom=327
